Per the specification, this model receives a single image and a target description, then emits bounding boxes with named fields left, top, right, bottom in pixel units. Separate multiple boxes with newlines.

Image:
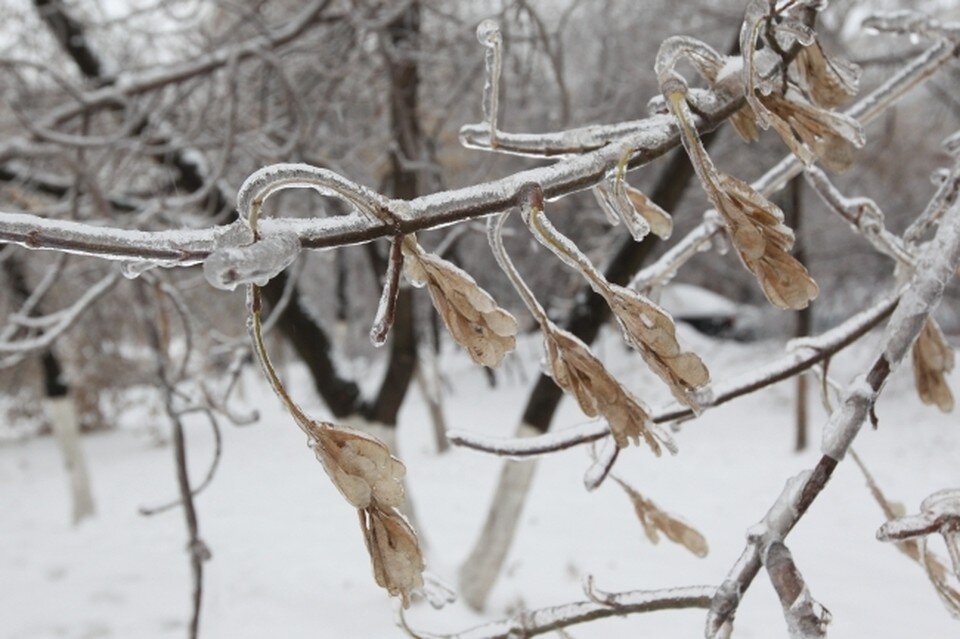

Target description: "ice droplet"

left=203, top=232, right=301, bottom=291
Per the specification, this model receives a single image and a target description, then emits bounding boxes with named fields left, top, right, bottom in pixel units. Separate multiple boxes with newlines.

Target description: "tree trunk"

left=787, top=177, right=811, bottom=451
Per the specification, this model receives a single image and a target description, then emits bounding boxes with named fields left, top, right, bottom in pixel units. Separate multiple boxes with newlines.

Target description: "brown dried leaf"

left=544, top=324, right=672, bottom=453
left=625, top=185, right=674, bottom=239
left=605, top=284, right=711, bottom=407
left=614, top=477, right=708, bottom=557
left=309, top=422, right=407, bottom=510
left=404, top=245, right=517, bottom=367
left=795, top=41, right=861, bottom=109
left=360, top=506, right=425, bottom=608
left=912, top=319, right=955, bottom=413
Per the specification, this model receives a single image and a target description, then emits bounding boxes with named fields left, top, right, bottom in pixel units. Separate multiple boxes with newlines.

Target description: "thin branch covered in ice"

left=448, top=291, right=897, bottom=458
left=0, top=270, right=120, bottom=366
left=405, top=582, right=715, bottom=638
left=706, top=179, right=960, bottom=638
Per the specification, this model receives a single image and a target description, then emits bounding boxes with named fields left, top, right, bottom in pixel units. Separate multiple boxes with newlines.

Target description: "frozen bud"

left=403, top=243, right=517, bottom=367
left=203, top=231, right=300, bottom=291
left=606, top=284, right=711, bottom=408
left=912, top=319, right=955, bottom=413
left=543, top=324, right=672, bottom=453
left=614, top=477, right=708, bottom=557
left=794, top=41, right=862, bottom=109
left=361, top=506, right=425, bottom=608
left=309, top=422, right=407, bottom=510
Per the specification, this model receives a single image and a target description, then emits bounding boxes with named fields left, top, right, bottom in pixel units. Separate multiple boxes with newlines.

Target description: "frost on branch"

left=762, top=541, right=831, bottom=639
left=475, top=19, right=502, bottom=146
left=877, top=490, right=960, bottom=619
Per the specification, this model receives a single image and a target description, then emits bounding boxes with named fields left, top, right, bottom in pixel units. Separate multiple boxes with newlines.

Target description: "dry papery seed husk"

left=714, top=173, right=819, bottom=310
left=755, top=90, right=864, bottom=173
left=912, top=319, right=955, bottom=413
left=625, top=184, right=674, bottom=239
left=613, top=477, right=708, bottom=557
left=521, top=201, right=709, bottom=409
left=795, top=40, right=861, bottom=109
left=360, top=506, right=425, bottom=608
left=307, top=420, right=407, bottom=510
left=605, top=284, right=710, bottom=407
left=403, top=241, right=517, bottom=367
left=666, top=91, right=818, bottom=310
left=544, top=324, right=674, bottom=452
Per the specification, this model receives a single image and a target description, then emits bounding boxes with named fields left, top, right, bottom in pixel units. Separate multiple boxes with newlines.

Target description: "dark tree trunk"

left=365, top=2, right=422, bottom=427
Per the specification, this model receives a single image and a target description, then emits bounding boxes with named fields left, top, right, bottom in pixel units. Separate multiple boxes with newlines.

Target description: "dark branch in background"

left=27, top=0, right=368, bottom=419
left=784, top=176, right=810, bottom=451
left=34, top=0, right=109, bottom=84
left=136, top=282, right=210, bottom=639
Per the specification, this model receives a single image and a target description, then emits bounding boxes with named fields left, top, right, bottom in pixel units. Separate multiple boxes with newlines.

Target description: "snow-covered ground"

left=1, top=324, right=958, bottom=638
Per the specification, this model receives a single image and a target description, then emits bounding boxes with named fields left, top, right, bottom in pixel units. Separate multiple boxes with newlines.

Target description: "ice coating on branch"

left=746, top=470, right=813, bottom=549
left=203, top=231, right=301, bottom=291
left=476, top=19, right=502, bottom=145
left=820, top=376, right=874, bottom=461
left=592, top=174, right=651, bottom=242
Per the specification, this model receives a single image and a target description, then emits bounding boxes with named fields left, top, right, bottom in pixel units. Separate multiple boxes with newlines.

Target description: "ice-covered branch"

left=706, top=177, right=960, bottom=638
left=0, top=41, right=952, bottom=271
left=448, top=292, right=897, bottom=457
left=762, top=541, right=831, bottom=638
left=407, top=583, right=715, bottom=638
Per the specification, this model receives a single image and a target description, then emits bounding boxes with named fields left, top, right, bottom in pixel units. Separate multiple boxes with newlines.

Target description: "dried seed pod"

left=912, top=319, right=955, bottom=413
left=308, top=421, right=407, bottom=510
left=544, top=324, right=673, bottom=452
left=518, top=192, right=709, bottom=409
left=606, top=284, right=711, bottom=407
left=487, top=211, right=673, bottom=452
left=625, top=185, right=674, bottom=239
left=666, top=92, right=818, bottom=310
left=403, top=241, right=517, bottom=367
left=795, top=41, right=862, bottom=109
left=757, top=90, right=864, bottom=173
left=614, top=477, right=708, bottom=557
left=360, top=506, right=426, bottom=608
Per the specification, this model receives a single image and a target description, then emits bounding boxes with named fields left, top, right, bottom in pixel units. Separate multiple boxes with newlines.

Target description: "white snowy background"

left=1, top=322, right=957, bottom=638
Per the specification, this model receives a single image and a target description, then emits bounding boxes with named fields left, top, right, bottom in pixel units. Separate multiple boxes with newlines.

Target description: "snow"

left=1, top=325, right=957, bottom=638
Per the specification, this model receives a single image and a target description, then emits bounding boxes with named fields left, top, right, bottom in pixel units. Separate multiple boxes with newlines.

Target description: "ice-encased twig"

left=706, top=176, right=960, bottom=638
left=406, top=583, right=715, bottom=639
